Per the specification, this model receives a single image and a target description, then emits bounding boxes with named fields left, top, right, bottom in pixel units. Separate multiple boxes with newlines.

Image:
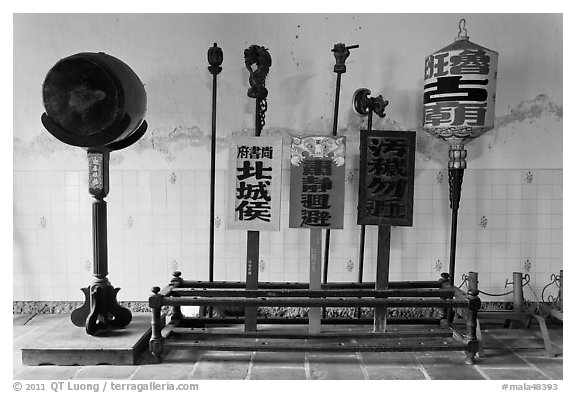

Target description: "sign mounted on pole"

left=227, top=136, right=283, bottom=231
left=358, top=130, right=416, bottom=227
left=289, top=136, right=346, bottom=229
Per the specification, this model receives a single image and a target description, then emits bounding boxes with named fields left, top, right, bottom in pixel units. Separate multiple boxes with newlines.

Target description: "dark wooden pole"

left=448, top=168, right=464, bottom=287
left=352, top=88, right=388, bottom=320
left=207, top=43, right=223, bottom=284
left=374, top=225, right=391, bottom=331
left=322, top=70, right=341, bottom=284
left=149, top=286, right=163, bottom=362
left=207, top=43, right=223, bottom=319
left=447, top=146, right=466, bottom=323
left=355, top=107, right=373, bottom=319
left=323, top=44, right=358, bottom=290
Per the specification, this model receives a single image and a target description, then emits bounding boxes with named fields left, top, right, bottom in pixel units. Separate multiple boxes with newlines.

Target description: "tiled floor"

left=13, top=314, right=563, bottom=380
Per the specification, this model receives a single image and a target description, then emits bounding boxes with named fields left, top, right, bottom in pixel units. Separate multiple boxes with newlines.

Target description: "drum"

left=42, top=52, right=147, bottom=148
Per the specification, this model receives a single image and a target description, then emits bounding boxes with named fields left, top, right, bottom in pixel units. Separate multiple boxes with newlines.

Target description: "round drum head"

left=42, top=57, right=120, bottom=137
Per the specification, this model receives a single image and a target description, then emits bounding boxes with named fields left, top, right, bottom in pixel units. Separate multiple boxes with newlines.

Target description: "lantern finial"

left=456, top=19, right=469, bottom=41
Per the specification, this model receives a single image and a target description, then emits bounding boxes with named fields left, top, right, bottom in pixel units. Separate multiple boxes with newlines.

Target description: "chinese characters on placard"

left=227, top=137, right=282, bottom=231
left=300, top=159, right=333, bottom=227
left=423, top=45, right=497, bottom=129
left=289, top=136, right=346, bottom=229
left=358, top=131, right=415, bottom=227
left=88, top=152, right=103, bottom=192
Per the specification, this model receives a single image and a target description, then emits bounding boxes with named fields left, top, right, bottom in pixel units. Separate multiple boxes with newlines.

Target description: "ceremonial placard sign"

left=289, top=136, right=346, bottom=229
left=227, top=137, right=283, bottom=231
left=358, top=131, right=415, bottom=227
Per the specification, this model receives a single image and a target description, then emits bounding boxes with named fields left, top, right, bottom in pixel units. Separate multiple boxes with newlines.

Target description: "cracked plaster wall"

left=14, top=13, right=562, bottom=171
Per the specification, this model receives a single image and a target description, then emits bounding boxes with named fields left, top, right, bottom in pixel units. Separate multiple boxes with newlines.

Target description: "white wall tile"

left=13, top=168, right=564, bottom=301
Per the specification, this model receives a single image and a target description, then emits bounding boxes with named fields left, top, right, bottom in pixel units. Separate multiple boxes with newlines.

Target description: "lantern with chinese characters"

left=423, top=19, right=498, bottom=287
left=423, top=19, right=498, bottom=168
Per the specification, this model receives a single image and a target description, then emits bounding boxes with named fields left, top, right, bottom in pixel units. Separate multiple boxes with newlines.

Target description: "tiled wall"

left=13, top=168, right=563, bottom=304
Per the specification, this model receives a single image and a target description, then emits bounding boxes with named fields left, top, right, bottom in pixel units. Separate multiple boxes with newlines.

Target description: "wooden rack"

left=149, top=271, right=481, bottom=364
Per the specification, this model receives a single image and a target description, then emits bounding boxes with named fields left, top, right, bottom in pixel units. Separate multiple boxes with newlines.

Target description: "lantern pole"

left=323, top=43, right=358, bottom=294
left=448, top=145, right=466, bottom=287
left=243, top=44, right=271, bottom=332
left=423, top=19, right=498, bottom=322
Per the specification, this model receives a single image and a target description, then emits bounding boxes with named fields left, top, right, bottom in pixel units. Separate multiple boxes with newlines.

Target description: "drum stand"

left=42, top=114, right=148, bottom=336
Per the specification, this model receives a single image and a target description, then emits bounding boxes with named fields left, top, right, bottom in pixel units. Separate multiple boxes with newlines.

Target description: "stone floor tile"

left=481, top=368, right=549, bottom=380
left=11, top=316, right=564, bottom=381
left=415, top=353, right=470, bottom=366
left=161, top=348, right=201, bottom=364
left=308, top=364, right=365, bottom=380
left=24, top=314, right=70, bottom=327
left=514, top=348, right=559, bottom=357
left=308, top=354, right=365, bottom=380
left=252, top=351, right=305, bottom=366
left=365, top=366, right=426, bottom=380
left=361, top=352, right=418, bottom=366
left=523, top=357, right=563, bottom=380
left=503, top=338, right=552, bottom=350
left=191, top=360, right=250, bottom=379
left=479, top=332, right=507, bottom=348
left=13, top=326, right=45, bottom=350
left=250, top=366, right=307, bottom=380
left=422, top=365, right=485, bottom=380
left=486, top=328, right=541, bottom=339
left=14, top=366, right=82, bottom=380
left=72, top=365, right=139, bottom=379
left=130, top=364, right=194, bottom=380
left=476, top=349, right=527, bottom=367
left=307, top=352, right=359, bottom=363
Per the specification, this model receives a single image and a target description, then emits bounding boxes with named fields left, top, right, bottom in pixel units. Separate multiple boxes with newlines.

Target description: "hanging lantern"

left=423, top=19, right=498, bottom=169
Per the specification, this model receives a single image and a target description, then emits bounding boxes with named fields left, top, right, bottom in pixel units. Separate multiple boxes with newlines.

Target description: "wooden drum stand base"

left=71, top=280, right=132, bottom=336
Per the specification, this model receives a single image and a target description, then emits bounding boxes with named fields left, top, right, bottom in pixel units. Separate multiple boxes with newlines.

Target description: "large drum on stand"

left=41, top=52, right=148, bottom=335
left=42, top=51, right=147, bottom=148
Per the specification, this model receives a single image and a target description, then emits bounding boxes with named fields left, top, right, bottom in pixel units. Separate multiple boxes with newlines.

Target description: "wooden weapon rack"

left=149, top=43, right=481, bottom=365
left=149, top=272, right=481, bottom=364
